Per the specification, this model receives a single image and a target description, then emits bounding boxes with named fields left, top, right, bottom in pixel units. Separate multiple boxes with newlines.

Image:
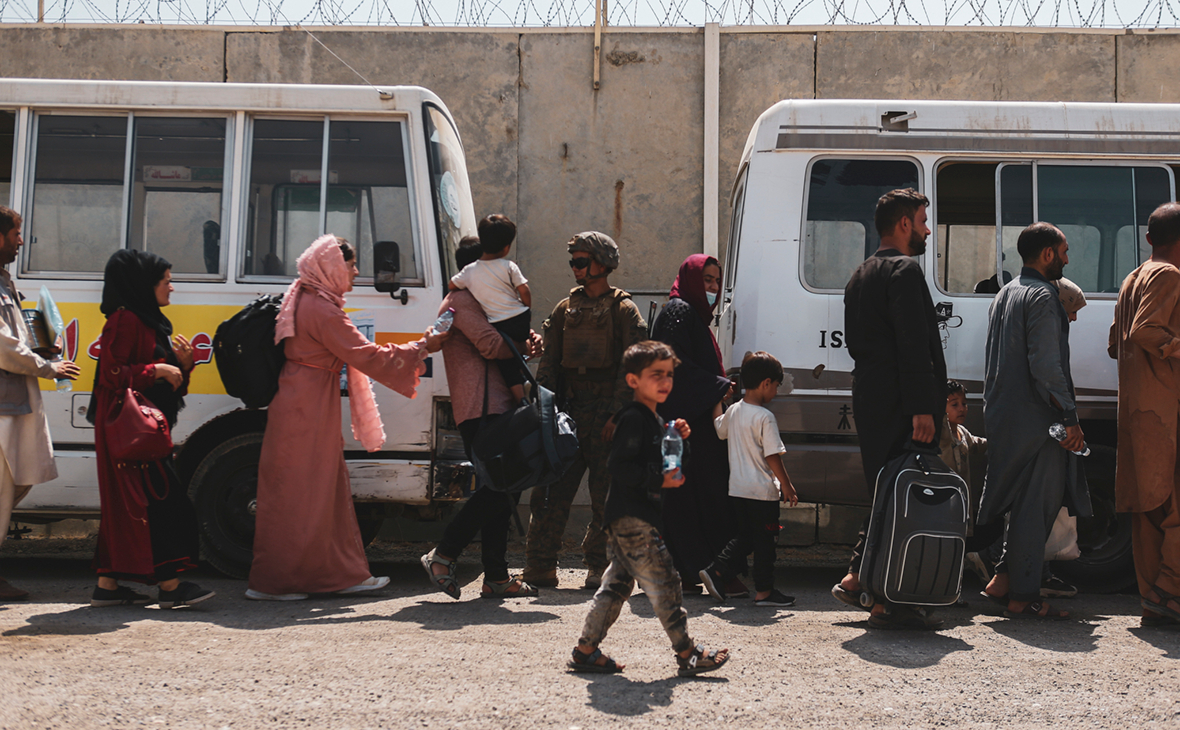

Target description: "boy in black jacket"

left=567, top=340, right=730, bottom=677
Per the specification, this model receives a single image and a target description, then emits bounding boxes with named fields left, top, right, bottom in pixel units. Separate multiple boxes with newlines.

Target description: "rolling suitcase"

left=859, top=445, right=969, bottom=608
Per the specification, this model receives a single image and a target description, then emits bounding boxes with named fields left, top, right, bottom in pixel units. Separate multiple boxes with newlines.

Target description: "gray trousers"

left=997, top=440, right=1067, bottom=602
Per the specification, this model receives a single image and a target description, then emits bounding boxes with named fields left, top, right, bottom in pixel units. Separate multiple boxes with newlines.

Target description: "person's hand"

left=673, top=418, right=691, bottom=440
left=601, top=418, right=617, bottom=442
left=662, top=468, right=685, bottom=489
left=155, top=363, right=184, bottom=391
left=1060, top=424, right=1085, bottom=453
left=525, top=331, right=543, bottom=359
left=423, top=327, right=450, bottom=353
left=172, top=334, right=195, bottom=371
left=50, top=360, right=80, bottom=381
left=725, top=381, right=736, bottom=401
left=780, top=478, right=799, bottom=507
left=912, top=414, right=935, bottom=444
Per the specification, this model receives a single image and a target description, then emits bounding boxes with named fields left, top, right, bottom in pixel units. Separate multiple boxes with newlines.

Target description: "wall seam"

left=812, top=32, right=818, bottom=99
left=1113, top=32, right=1120, bottom=102
left=222, top=30, right=229, bottom=83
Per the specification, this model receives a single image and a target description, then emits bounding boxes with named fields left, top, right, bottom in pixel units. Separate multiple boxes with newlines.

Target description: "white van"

left=1, top=78, right=477, bottom=576
left=718, top=99, right=1180, bottom=590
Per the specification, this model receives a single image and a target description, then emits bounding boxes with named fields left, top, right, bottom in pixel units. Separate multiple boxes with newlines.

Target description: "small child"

left=939, top=380, right=987, bottom=522
left=699, top=351, right=798, bottom=607
left=449, top=214, right=532, bottom=401
left=568, top=341, right=730, bottom=677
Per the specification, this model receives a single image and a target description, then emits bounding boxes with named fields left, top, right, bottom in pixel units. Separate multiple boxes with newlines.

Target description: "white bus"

left=718, top=99, right=1180, bottom=591
left=2, top=78, right=477, bottom=577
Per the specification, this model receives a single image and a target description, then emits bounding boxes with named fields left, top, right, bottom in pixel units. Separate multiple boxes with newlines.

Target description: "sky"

left=0, top=0, right=1177, bottom=27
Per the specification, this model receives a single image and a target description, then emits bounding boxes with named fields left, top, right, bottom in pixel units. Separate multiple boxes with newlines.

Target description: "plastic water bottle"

left=433, top=308, right=455, bottom=334
left=662, top=422, right=683, bottom=473
left=1049, top=422, right=1090, bottom=456
left=53, top=357, right=72, bottom=392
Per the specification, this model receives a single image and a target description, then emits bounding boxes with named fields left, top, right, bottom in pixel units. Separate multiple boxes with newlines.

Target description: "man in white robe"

left=0, top=206, right=79, bottom=600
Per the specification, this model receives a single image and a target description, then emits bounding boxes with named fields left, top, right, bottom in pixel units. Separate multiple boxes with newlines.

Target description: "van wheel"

left=1050, top=444, right=1135, bottom=594
left=188, top=433, right=263, bottom=579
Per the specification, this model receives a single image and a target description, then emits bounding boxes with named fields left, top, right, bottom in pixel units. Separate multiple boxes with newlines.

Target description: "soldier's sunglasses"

left=569, top=257, right=592, bottom=270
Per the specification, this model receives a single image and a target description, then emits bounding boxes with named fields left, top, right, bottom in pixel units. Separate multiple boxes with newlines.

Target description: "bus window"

left=935, top=162, right=999, bottom=294
left=1, top=111, right=13, bottom=206
left=27, top=115, right=128, bottom=273
left=802, top=158, right=920, bottom=291
left=424, top=104, right=477, bottom=282
left=245, top=119, right=324, bottom=277
left=130, top=117, right=228, bottom=276
left=998, top=164, right=1033, bottom=288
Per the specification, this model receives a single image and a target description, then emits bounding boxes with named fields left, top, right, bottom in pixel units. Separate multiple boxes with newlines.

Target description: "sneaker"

left=245, top=589, right=308, bottom=601
left=90, top=585, right=153, bottom=607
left=336, top=576, right=390, bottom=595
left=965, top=552, right=994, bottom=584
left=754, top=589, right=795, bottom=607
left=582, top=567, right=605, bottom=590
left=724, top=577, right=750, bottom=599
left=157, top=581, right=215, bottom=609
left=1040, top=574, right=1078, bottom=598
left=0, top=577, right=29, bottom=601
left=698, top=565, right=728, bottom=602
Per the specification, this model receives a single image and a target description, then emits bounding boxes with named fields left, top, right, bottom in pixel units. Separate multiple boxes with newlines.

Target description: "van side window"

left=936, top=161, right=1011, bottom=294
left=725, top=175, right=747, bottom=290
left=803, top=158, right=920, bottom=291
left=25, top=114, right=230, bottom=277
left=1, top=111, right=13, bottom=206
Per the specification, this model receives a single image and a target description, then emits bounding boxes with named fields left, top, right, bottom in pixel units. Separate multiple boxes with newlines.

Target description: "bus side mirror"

left=373, top=241, right=408, bottom=304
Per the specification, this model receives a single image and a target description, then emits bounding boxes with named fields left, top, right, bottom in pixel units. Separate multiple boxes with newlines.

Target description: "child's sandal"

left=481, top=577, right=539, bottom=599
left=676, top=644, right=730, bottom=677
left=567, top=647, right=623, bottom=674
left=420, top=549, right=461, bottom=600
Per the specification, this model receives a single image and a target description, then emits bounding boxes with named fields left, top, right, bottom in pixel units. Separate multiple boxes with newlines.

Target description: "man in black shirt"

left=831, top=188, right=947, bottom=630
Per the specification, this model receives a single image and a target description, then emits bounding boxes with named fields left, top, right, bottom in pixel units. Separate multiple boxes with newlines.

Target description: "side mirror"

left=373, top=241, right=407, bottom=304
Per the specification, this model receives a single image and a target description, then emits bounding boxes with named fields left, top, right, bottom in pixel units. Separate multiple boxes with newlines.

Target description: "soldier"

left=523, top=232, right=647, bottom=590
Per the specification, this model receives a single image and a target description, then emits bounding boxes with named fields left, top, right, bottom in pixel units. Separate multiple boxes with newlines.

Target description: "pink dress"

left=248, top=293, right=426, bottom=594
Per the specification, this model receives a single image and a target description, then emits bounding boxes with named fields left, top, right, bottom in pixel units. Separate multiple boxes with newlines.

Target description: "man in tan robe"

left=1110, top=201, right=1180, bottom=628
left=0, top=206, right=79, bottom=600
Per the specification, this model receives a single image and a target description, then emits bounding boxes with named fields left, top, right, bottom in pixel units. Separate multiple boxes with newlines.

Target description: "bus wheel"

left=188, top=433, right=263, bottom=579
left=1051, top=444, right=1134, bottom=594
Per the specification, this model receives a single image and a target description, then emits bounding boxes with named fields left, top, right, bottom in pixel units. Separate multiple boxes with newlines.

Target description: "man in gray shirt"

left=978, top=222, right=1091, bottom=620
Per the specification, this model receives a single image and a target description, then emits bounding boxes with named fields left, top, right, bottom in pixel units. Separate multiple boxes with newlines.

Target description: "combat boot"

left=522, top=568, right=558, bottom=588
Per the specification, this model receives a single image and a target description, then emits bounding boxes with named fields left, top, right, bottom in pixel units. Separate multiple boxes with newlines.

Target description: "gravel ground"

left=1, top=540, right=1178, bottom=729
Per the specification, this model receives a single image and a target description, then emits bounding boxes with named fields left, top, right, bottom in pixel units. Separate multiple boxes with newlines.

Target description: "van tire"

left=1050, top=444, right=1135, bottom=594
left=188, top=433, right=388, bottom=579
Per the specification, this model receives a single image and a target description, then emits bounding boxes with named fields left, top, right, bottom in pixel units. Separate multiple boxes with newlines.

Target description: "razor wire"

left=0, top=0, right=1178, bottom=27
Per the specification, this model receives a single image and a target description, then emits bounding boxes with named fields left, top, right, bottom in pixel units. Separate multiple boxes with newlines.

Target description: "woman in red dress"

left=89, top=250, right=215, bottom=609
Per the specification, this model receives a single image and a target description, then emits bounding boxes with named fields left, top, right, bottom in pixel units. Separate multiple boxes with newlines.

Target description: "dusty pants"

left=1132, top=490, right=1180, bottom=601
left=579, top=516, right=692, bottom=655
left=0, top=449, right=32, bottom=549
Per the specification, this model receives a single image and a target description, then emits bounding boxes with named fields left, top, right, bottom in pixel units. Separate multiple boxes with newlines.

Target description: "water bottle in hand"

left=1049, top=422, right=1090, bottom=456
left=53, top=357, right=72, bottom=392
left=433, top=308, right=455, bottom=334
left=662, top=422, right=683, bottom=473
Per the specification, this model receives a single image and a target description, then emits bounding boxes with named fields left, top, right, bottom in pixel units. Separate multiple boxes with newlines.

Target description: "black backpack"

left=213, top=294, right=286, bottom=409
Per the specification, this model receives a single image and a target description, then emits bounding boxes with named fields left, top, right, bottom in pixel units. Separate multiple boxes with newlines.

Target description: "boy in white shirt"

left=699, top=351, right=798, bottom=607
left=449, top=214, right=532, bottom=400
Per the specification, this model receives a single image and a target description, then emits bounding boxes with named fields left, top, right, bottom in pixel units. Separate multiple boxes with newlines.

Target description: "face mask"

left=706, top=291, right=717, bottom=306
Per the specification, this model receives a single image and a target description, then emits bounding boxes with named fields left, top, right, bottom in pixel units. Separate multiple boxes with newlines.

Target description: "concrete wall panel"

left=517, top=32, right=706, bottom=320
left=1117, top=34, right=1180, bottom=102
left=817, top=31, right=1115, bottom=102
left=0, top=26, right=224, bottom=81
left=226, top=30, right=521, bottom=226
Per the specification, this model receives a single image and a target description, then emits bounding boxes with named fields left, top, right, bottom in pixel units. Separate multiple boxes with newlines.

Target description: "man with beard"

left=832, top=188, right=947, bottom=629
left=979, top=222, right=1090, bottom=620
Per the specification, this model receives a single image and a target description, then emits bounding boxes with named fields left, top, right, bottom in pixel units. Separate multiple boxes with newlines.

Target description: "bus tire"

left=188, top=432, right=264, bottom=579
left=1050, top=444, right=1135, bottom=594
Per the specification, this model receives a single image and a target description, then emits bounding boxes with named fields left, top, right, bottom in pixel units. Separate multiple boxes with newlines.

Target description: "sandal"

left=867, top=605, right=944, bottom=630
left=568, top=647, right=623, bottom=674
left=980, top=590, right=1009, bottom=607
left=676, top=644, right=730, bottom=677
left=420, top=549, right=460, bottom=600
left=480, top=577, right=539, bottom=600
left=1143, top=584, right=1180, bottom=622
left=831, top=583, right=871, bottom=612
left=1004, top=601, right=1069, bottom=620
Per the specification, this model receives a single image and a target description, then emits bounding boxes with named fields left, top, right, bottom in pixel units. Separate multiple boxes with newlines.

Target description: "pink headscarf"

left=274, top=234, right=387, bottom=452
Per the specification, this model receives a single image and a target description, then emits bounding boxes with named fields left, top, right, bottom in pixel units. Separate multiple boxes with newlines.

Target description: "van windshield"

left=424, top=104, right=477, bottom=282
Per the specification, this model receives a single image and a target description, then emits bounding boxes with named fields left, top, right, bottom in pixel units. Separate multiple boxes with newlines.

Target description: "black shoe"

left=754, top=589, right=795, bottom=607
left=1040, top=575, right=1078, bottom=599
left=158, top=582, right=216, bottom=609
left=90, top=585, right=153, bottom=607
left=697, top=565, right=727, bottom=602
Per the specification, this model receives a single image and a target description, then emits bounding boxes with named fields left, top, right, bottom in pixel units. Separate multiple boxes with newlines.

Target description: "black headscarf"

left=87, top=250, right=185, bottom=427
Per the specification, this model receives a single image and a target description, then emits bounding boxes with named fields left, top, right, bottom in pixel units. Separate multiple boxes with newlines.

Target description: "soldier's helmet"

left=567, top=231, right=619, bottom=271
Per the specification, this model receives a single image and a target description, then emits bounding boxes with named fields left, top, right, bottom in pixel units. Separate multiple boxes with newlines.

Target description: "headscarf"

left=668, top=253, right=724, bottom=368
left=87, top=250, right=184, bottom=426
left=1056, top=277, right=1087, bottom=315
left=274, top=234, right=386, bottom=452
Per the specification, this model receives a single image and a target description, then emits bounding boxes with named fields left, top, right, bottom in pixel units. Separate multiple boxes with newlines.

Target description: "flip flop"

left=568, top=647, right=623, bottom=674
left=1142, top=584, right=1180, bottom=623
left=1003, top=601, right=1069, bottom=620
left=980, top=590, right=1009, bottom=607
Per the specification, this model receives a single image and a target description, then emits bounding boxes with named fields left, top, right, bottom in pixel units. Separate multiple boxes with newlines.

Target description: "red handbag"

left=105, top=387, right=173, bottom=462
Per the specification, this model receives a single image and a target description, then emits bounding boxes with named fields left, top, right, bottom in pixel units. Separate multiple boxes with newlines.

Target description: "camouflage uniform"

left=524, top=234, right=646, bottom=584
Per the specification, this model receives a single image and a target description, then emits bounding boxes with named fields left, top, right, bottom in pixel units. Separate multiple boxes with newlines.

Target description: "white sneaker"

left=336, top=576, right=390, bottom=594
left=245, top=589, right=309, bottom=601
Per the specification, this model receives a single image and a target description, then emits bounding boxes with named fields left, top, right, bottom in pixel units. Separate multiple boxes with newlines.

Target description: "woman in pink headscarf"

left=246, top=235, right=447, bottom=601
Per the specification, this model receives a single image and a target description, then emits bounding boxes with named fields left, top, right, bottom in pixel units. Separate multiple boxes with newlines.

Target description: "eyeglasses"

left=569, top=258, right=592, bottom=270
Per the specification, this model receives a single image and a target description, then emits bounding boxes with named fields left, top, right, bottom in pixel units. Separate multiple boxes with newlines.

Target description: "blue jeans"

left=579, top=516, right=693, bottom=654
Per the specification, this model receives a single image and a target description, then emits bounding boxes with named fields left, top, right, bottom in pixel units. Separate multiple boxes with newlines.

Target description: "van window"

left=424, top=104, right=477, bottom=282
left=802, top=158, right=920, bottom=290
left=725, top=172, right=747, bottom=290
left=935, top=162, right=999, bottom=294
left=244, top=119, right=324, bottom=277
left=1, top=111, right=13, bottom=206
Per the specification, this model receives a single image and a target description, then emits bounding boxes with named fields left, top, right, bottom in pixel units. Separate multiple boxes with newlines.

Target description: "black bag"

left=213, top=294, right=286, bottom=409
left=471, top=339, right=579, bottom=494
left=860, top=443, right=969, bottom=607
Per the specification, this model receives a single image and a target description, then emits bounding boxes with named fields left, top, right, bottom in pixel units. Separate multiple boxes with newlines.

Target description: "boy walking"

left=699, top=351, right=798, bottom=607
left=568, top=341, right=730, bottom=677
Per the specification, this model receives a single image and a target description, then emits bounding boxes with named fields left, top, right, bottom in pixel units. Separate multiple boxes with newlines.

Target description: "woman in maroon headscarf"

left=650, top=254, right=744, bottom=596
